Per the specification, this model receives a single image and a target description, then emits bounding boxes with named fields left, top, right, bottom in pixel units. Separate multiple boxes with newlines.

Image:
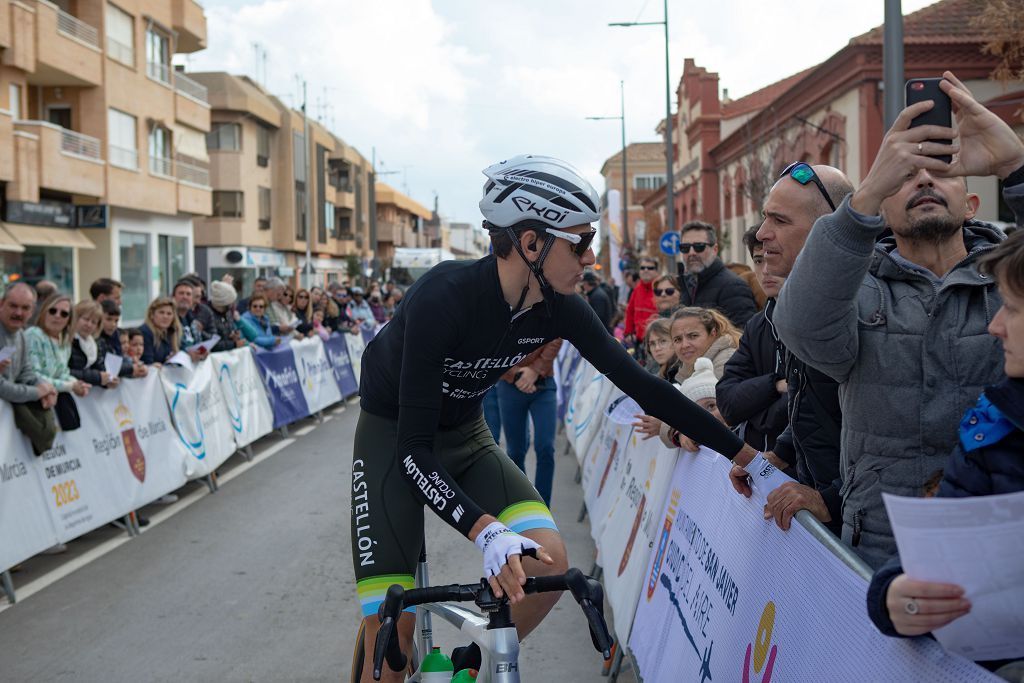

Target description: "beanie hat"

left=210, top=280, right=237, bottom=308
left=680, top=357, right=717, bottom=402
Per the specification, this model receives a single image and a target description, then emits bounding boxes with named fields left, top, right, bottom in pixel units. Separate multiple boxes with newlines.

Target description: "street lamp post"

left=586, top=80, right=630, bottom=250
left=611, top=0, right=673, bottom=235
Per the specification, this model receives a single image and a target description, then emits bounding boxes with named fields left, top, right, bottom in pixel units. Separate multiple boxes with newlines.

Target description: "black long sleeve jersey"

left=359, top=255, right=745, bottom=537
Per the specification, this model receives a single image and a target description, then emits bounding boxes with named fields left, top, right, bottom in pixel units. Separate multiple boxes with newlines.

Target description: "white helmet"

left=479, top=154, right=601, bottom=229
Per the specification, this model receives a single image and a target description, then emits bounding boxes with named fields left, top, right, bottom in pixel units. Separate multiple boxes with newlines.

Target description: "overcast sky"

left=181, top=0, right=936, bottom=227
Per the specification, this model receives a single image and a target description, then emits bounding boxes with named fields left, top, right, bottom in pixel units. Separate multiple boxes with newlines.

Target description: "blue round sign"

left=659, top=231, right=680, bottom=256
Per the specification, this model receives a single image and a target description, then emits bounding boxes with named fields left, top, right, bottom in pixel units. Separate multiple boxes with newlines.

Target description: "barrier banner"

left=597, top=434, right=677, bottom=641
left=628, top=448, right=998, bottom=683
left=252, top=344, right=310, bottom=429
left=290, top=337, right=342, bottom=414
left=0, top=402, right=60, bottom=571
left=345, top=331, right=367, bottom=384
left=555, top=345, right=582, bottom=421
left=161, top=360, right=237, bottom=478
left=211, top=347, right=274, bottom=449
left=323, top=333, right=359, bottom=397
left=580, top=412, right=632, bottom=545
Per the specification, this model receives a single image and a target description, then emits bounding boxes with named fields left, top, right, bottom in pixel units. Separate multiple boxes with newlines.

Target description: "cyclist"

left=351, top=154, right=761, bottom=681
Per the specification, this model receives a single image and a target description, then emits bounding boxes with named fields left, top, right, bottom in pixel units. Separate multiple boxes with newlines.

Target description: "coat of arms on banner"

left=115, top=401, right=146, bottom=483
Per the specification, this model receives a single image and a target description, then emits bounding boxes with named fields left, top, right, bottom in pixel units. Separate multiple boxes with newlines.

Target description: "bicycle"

left=363, top=546, right=613, bottom=682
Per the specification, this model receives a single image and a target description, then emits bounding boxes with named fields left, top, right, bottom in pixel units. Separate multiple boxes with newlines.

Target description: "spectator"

left=651, top=274, right=680, bottom=318
left=237, top=276, right=266, bottom=313
left=619, top=269, right=638, bottom=307
left=772, top=72, right=1024, bottom=565
left=238, top=295, right=280, bottom=350
left=580, top=271, right=614, bottom=332
left=368, top=293, right=388, bottom=325
left=643, top=317, right=676, bottom=379
left=96, top=299, right=144, bottom=379
left=0, top=283, right=58, bottom=453
left=69, top=300, right=119, bottom=389
left=310, top=308, right=331, bottom=342
left=717, top=226, right=789, bottom=453
left=26, top=294, right=90, bottom=433
left=140, top=297, right=182, bottom=365
left=482, top=387, right=502, bottom=446
left=495, top=339, right=563, bottom=506
left=623, top=256, right=659, bottom=352
left=172, top=280, right=203, bottom=350
left=676, top=220, right=757, bottom=327
left=125, top=328, right=145, bottom=363
left=309, top=285, right=325, bottom=309
left=206, top=281, right=243, bottom=351
left=183, top=275, right=215, bottom=338
left=347, top=287, right=375, bottom=331
left=281, top=285, right=295, bottom=312
left=661, top=357, right=725, bottom=450
left=866, top=231, right=1024, bottom=677
left=726, top=262, right=768, bottom=311
left=89, top=277, right=122, bottom=305
left=34, top=280, right=58, bottom=302
left=293, top=288, right=313, bottom=335
left=263, top=277, right=294, bottom=334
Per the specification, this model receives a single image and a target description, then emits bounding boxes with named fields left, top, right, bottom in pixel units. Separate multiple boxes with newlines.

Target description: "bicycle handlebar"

left=372, top=567, right=613, bottom=679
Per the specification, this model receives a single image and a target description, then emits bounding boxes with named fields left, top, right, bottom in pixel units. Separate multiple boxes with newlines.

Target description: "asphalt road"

left=0, top=403, right=630, bottom=682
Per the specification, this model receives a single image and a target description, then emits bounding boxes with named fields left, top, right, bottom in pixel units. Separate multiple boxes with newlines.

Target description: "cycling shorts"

left=351, top=409, right=558, bottom=618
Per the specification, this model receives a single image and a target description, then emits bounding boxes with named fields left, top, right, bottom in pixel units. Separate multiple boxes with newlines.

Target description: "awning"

left=2, top=223, right=96, bottom=250
left=0, top=225, right=25, bottom=253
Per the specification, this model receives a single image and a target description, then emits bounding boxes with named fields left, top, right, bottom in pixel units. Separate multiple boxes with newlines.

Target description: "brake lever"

left=372, top=585, right=409, bottom=679
left=371, top=616, right=394, bottom=680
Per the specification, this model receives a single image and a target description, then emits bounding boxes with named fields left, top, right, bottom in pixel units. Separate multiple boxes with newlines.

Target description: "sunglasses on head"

left=638, top=264, right=658, bottom=271
left=48, top=307, right=70, bottom=319
left=545, top=227, right=597, bottom=258
left=780, top=161, right=837, bottom=212
left=653, top=287, right=676, bottom=296
left=679, top=242, right=709, bottom=254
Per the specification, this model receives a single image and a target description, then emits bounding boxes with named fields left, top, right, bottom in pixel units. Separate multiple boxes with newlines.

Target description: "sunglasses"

left=679, top=243, right=709, bottom=254
left=545, top=227, right=597, bottom=258
left=250, top=304, right=266, bottom=310
left=653, top=287, right=676, bottom=296
left=638, top=265, right=658, bottom=271
left=48, top=307, right=70, bottom=319
left=780, top=161, right=836, bottom=212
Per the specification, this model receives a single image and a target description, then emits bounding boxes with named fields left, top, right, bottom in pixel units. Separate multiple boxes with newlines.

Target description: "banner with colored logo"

left=211, top=347, right=274, bottom=449
left=290, top=337, right=342, bottom=415
left=554, top=344, right=582, bottom=422
left=160, top=359, right=238, bottom=479
left=322, top=333, right=359, bottom=397
left=344, top=331, right=367, bottom=385
left=628, top=448, right=998, bottom=683
left=252, top=344, right=311, bottom=429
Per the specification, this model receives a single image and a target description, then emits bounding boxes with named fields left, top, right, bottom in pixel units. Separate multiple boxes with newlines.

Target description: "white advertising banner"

left=564, top=361, right=609, bottom=459
left=345, top=331, right=367, bottom=384
left=211, top=347, right=274, bottom=449
left=597, top=435, right=678, bottom=641
left=581, top=418, right=633, bottom=546
left=161, top=359, right=237, bottom=478
left=290, top=337, right=342, bottom=414
left=629, top=448, right=999, bottom=683
left=0, top=402, right=60, bottom=571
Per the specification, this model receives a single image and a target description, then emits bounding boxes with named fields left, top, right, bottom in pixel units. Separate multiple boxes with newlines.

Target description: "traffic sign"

left=659, top=231, right=680, bottom=256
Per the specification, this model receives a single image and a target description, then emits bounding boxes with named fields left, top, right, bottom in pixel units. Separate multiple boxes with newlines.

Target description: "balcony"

left=335, top=188, right=356, bottom=210
left=376, top=220, right=396, bottom=243
left=27, top=0, right=102, bottom=87
left=147, top=60, right=173, bottom=87
left=13, top=120, right=104, bottom=198
left=174, top=154, right=210, bottom=187
left=149, top=155, right=173, bottom=178
left=173, top=72, right=210, bottom=132
left=172, top=0, right=207, bottom=53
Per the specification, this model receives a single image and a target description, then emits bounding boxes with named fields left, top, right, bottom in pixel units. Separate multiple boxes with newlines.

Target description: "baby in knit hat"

left=660, top=357, right=726, bottom=450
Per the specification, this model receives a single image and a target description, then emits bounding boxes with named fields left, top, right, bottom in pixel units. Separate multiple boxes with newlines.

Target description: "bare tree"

left=973, top=0, right=1024, bottom=84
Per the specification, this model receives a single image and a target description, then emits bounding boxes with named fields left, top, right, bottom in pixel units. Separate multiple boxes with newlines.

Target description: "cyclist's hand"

left=474, top=521, right=552, bottom=604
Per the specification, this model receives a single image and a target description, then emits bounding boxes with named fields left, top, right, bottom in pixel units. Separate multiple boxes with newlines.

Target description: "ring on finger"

left=916, top=142, right=923, bottom=153
left=905, top=598, right=920, bottom=615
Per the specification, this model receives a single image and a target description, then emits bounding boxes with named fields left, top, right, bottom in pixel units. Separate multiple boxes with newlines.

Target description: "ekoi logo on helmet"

left=742, top=602, right=778, bottom=683
left=510, top=196, right=571, bottom=224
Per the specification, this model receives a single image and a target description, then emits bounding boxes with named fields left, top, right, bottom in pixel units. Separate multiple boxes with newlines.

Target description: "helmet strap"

left=506, top=226, right=557, bottom=316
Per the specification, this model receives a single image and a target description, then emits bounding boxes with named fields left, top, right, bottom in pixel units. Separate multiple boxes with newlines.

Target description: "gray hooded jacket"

left=773, top=182, right=1023, bottom=567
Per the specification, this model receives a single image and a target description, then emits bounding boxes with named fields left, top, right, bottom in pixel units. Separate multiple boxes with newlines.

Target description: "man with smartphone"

left=772, top=71, right=1024, bottom=568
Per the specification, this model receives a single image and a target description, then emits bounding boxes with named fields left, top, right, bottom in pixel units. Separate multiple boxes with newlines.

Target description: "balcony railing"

left=109, top=144, right=138, bottom=170
left=174, top=72, right=209, bottom=104
left=54, top=4, right=99, bottom=48
left=174, top=155, right=210, bottom=187
left=60, top=128, right=102, bottom=160
left=150, top=155, right=173, bottom=177
left=106, top=36, right=134, bottom=66
left=147, top=60, right=172, bottom=85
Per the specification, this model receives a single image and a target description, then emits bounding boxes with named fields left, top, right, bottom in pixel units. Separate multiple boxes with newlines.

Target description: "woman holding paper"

left=140, top=298, right=182, bottom=365
left=68, top=300, right=119, bottom=388
left=26, top=293, right=91, bottom=399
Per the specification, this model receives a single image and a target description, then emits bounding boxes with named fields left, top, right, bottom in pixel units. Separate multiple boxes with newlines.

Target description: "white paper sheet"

left=104, top=352, right=123, bottom=379
left=605, top=394, right=643, bottom=425
left=186, top=335, right=220, bottom=354
left=883, top=491, right=1024, bottom=661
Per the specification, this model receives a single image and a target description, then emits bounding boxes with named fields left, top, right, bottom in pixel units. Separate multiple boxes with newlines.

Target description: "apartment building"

left=373, top=181, right=430, bottom=267
left=597, top=142, right=667, bottom=271
left=190, top=71, right=374, bottom=292
left=0, top=0, right=211, bottom=320
left=447, top=221, right=488, bottom=259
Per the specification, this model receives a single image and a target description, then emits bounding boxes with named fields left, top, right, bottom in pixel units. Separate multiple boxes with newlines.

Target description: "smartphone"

left=905, top=78, right=953, bottom=163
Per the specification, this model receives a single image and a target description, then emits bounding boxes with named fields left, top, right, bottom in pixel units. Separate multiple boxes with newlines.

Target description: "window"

left=293, top=132, right=306, bottom=182
left=145, top=27, right=171, bottom=84
left=325, top=203, right=335, bottom=239
left=634, top=174, right=667, bottom=191
left=206, top=122, right=241, bottom=151
left=106, top=3, right=134, bottom=66
left=47, top=106, right=72, bottom=129
left=256, top=125, right=270, bottom=166
left=148, top=125, right=172, bottom=176
left=158, top=235, right=187, bottom=296
left=108, top=108, right=138, bottom=169
left=118, top=232, right=150, bottom=323
left=258, top=187, right=271, bottom=229
left=212, top=191, right=243, bottom=218
left=20, top=247, right=74, bottom=295
left=8, top=84, right=22, bottom=119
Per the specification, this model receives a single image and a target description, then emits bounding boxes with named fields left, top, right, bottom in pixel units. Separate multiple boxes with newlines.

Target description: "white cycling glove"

left=742, top=451, right=770, bottom=476
left=474, top=521, right=542, bottom=578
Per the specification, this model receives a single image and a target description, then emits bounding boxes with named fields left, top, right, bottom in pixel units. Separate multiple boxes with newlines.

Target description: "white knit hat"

left=680, top=357, right=717, bottom=402
left=209, top=280, right=237, bottom=308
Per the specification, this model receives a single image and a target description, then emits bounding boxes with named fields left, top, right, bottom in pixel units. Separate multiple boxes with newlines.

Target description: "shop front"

left=195, top=246, right=289, bottom=299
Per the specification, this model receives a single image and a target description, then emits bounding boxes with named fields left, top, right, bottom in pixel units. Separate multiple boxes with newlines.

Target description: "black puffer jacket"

left=716, top=299, right=788, bottom=452
left=677, top=257, right=757, bottom=327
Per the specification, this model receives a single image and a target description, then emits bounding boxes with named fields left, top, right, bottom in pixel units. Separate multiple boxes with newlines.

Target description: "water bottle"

left=452, top=668, right=479, bottom=682
left=421, top=646, right=454, bottom=682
